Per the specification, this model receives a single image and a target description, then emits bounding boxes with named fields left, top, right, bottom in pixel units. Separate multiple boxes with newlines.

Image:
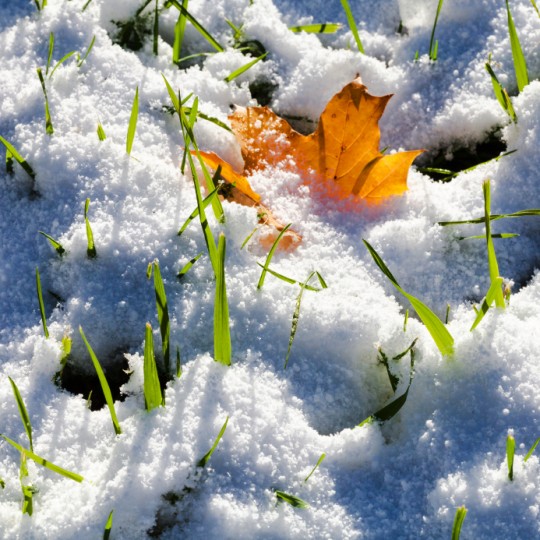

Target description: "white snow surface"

left=0, top=0, right=539, bottom=538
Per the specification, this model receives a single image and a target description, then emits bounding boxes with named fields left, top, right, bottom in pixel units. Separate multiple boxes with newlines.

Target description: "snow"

left=0, top=0, right=539, bottom=538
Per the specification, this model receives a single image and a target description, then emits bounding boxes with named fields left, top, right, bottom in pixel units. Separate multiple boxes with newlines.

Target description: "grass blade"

left=524, top=437, right=540, bottom=461
left=79, top=327, right=122, bottom=435
left=36, top=68, right=53, bottom=135
left=35, top=267, right=49, bottom=339
left=257, top=224, right=292, bottom=289
left=126, top=86, right=139, bottom=156
left=177, top=253, right=203, bottom=278
left=8, top=378, right=33, bottom=452
left=304, top=453, right=326, bottom=482
left=363, top=239, right=454, bottom=356
left=0, top=136, right=35, bottom=180
left=147, top=260, right=170, bottom=373
left=144, top=323, right=164, bottom=411
left=49, top=50, right=76, bottom=79
left=470, top=276, right=504, bottom=331
left=197, top=416, right=229, bottom=468
left=289, top=23, right=341, bottom=33
left=153, top=0, right=159, bottom=56
left=172, top=0, right=189, bottom=63
left=507, top=434, right=515, bottom=481
left=531, top=0, right=540, bottom=17
left=176, top=346, right=182, bottom=378
left=340, top=0, right=364, bottom=53
left=255, top=263, right=323, bottom=291
left=451, top=506, right=467, bottom=540
left=103, top=509, right=114, bottom=540
left=1, top=434, right=83, bottom=482
left=429, top=0, right=444, bottom=60
left=38, top=231, right=65, bottom=255
left=439, top=208, right=540, bottom=226
left=224, top=53, right=267, bottom=83
left=506, top=0, right=529, bottom=92
left=214, top=234, right=232, bottom=366
left=485, top=62, right=517, bottom=122
left=97, top=121, right=107, bottom=141
left=275, top=490, right=309, bottom=509
left=46, top=32, right=54, bottom=76
left=77, top=35, right=95, bottom=68
left=84, top=198, right=97, bottom=258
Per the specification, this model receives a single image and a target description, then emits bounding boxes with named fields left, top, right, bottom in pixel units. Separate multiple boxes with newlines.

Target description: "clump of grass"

left=197, top=416, right=229, bottom=467
left=39, top=231, right=65, bottom=256
left=84, top=198, right=97, bottom=258
left=507, top=433, right=515, bottom=481
left=340, top=0, right=364, bottom=53
left=36, top=68, right=54, bottom=135
left=428, top=0, right=444, bottom=61
left=275, top=490, right=309, bottom=509
left=451, top=506, right=467, bottom=540
left=304, top=453, right=326, bottom=482
left=126, top=86, right=139, bottom=156
left=144, top=323, right=164, bottom=411
left=506, top=0, right=529, bottom=92
left=79, top=327, right=122, bottom=435
left=363, top=240, right=454, bottom=356
left=35, top=267, right=49, bottom=339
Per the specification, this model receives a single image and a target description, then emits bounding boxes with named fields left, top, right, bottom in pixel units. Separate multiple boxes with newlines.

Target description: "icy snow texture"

left=0, top=0, right=539, bottom=538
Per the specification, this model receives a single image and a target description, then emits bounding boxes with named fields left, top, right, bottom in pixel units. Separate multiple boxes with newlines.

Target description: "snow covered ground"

left=0, top=0, right=539, bottom=538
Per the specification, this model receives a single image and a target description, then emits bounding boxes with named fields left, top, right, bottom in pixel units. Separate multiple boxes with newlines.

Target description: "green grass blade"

left=340, top=0, right=364, bottom=53
left=192, top=111, right=232, bottom=133
left=38, top=231, right=65, bottom=255
left=469, top=276, right=504, bottom=331
left=36, top=68, right=53, bottom=135
left=363, top=239, right=454, bottom=356
left=451, top=506, right=467, bottom=540
left=275, top=490, right=309, bottom=509
left=82, top=0, right=93, bottom=11
left=172, top=0, right=189, bottom=63
left=224, top=53, right=267, bottom=83
left=214, top=234, right=232, bottom=366
left=429, top=0, right=444, bottom=60
left=507, top=434, right=515, bottom=481
left=97, top=121, right=107, bottom=141
left=197, top=416, right=229, bottom=467
left=304, top=453, right=326, bottom=482
left=77, top=35, right=95, bottom=68
left=439, top=208, right=540, bottom=226
left=531, top=0, right=540, bottom=17
left=148, top=260, right=170, bottom=373
left=485, top=62, right=517, bottom=122
left=289, top=23, right=341, bottom=33
left=153, top=0, right=159, bottom=56
left=506, top=0, right=529, bottom=92
left=49, top=50, right=76, bottom=79
left=1, top=434, right=83, bottom=482
left=126, top=86, right=139, bottom=156
left=103, top=509, right=114, bottom=540
left=255, top=263, right=323, bottom=291
left=144, top=323, right=164, bottom=411
left=177, top=253, right=203, bottom=278
left=8, top=378, right=33, bottom=452
left=79, top=327, right=122, bottom=435
left=5, top=147, right=13, bottom=174
left=46, top=32, right=54, bottom=76
left=257, top=224, right=292, bottom=289
left=176, top=346, right=182, bottom=378
left=524, top=437, right=540, bottom=461
left=459, top=233, right=518, bottom=240
left=84, top=198, right=97, bottom=258
left=0, top=136, right=35, bottom=180
left=35, top=267, right=49, bottom=339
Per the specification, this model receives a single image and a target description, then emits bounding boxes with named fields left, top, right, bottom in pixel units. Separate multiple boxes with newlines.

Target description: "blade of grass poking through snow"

left=507, top=434, right=515, bottom=481
left=84, top=198, right=97, bottom=258
left=36, top=68, right=53, bottom=135
left=363, top=240, right=454, bottom=356
left=289, top=23, right=342, bottom=33
left=403, top=309, right=409, bottom=332
left=46, top=32, right=54, bottom=76
left=483, top=181, right=505, bottom=308
left=172, top=0, right=189, bottom=63
left=0, top=136, right=35, bottom=181
left=177, top=253, right=202, bottom=278
left=1, top=435, right=83, bottom=482
left=77, top=35, right=95, bottom=68
left=147, top=260, right=170, bottom=373
left=39, top=231, right=65, bottom=256
left=524, top=437, right=540, bottom=461
left=79, top=327, right=122, bottom=435
left=48, top=50, right=76, bottom=79
left=177, top=185, right=219, bottom=235
left=153, top=0, right=159, bottom=55
left=197, top=416, right=229, bottom=467
left=340, top=0, right=364, bottom=53
left=257, top=224, right=292, bottom=289
left=470, top=276, right=504, bottom=331
left=256, top=264, right=323, bottom=291
left=428, top=0, right=444, bottom=60
left=485, top=62, right=517, bottom=122
left=97, top=121, right=107, bottom=141
left=214, top=234, right=232, bottom=366
left=144, top=323, right=164, bottom=411
left=35, top=267, right=49, bottom=339
left=103, top=510, right=114, bottom=540
left=452, top=506, right=467, bottom=540
left=224, top=53, right=267, bottom=83
left=8, top=378, right=33, bottom=452
left=275, top=490, right=309, bottom=509
left=506, top=0, right=529, bottom=92
left=304, top=453, right=326, bottom=482
left=126, top=86, right=139, bottom=156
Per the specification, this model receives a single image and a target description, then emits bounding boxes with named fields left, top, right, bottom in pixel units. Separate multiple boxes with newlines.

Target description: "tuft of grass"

left=97, top=121, right=107, bottom=141
left=289, top=23, right=341, bottom=34
left=144, top=323, right=164, bottom=411
left=275, top=490, right=309, bottom=509
left=451, top=506, right=467, bottom=540
left=39, top=231, right=65, bottom=256
left=103, top=510, right=114, bottom=540
left=428, top=0, right=444, bottom=61
left=340, top=0, right=364, bottom=53
left=507, top=434, right=515, bottom=481
left=214, top=234, right=232, bottom=366
left=79, top=327, right=122, bottom=435
left=224, top=52, right=267, bottom=83
left=257, top=224, right=292, bottom=289
left=35, top=267, right=49, bottom=339
left=147, top=260, right=170, bottom=373
left=177, top=253, right=203, bottom=278
left=304, top=453, right=326, bottom=482
left=363, top=240, right=454, bottom=356
left=506, top=0, right=529, bottom=92
left=8, top=378, right=33, bottom=452
left=197, top=416, right=229, bottom=468
left=36, top=68, right=54, bottom=135
left=126, top=86, right=139, bottom=156
left=485, top=61, right=517, bottom=123
left=84, top=198, right=97, bottom=258
left=524, top=437, right=540, bottom=462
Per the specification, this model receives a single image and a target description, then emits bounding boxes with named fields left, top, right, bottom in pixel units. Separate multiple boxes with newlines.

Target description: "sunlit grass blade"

left=429, top=0, right=444, bottom=60
left=49, top=50, right=76, bottom=79
left=36, top=68, right=53, bottom=135
left=451, top=506, right=467, bottom=540
left=177, top=253, right=202, bottom=278
left=506, top=0, right=529, bottom=92
left=289, top=23, right=341, bottom=33
left=459, top=233, right=518, bottom=241
left=103, top=509, right=114, bottom=540
left=172, top=0, right=189, bottom=63
left=197, top=416, right=229, bottom=467
left=363, top=239, right=454, bottom=356
left=275, top=490, right=309, bottom=509
left=507, top=434, right=515, bottom=480
left=257, top=224, right=292, bottom=289
left=524, top=437, right=539, bottom=461
left=144, top=323, right=164, bottom=411
left=1, top=434, right=83, bottom=482
left=214, top=234, right=232, bottom=366
left=186, top=110, right=232, bottom=133
left=256, top=263, right=323, bottom=291
left=470, top=276, right=504, bottom=331
left=177, top=184, right=218, bottom=236
left=403, top=309, right=409, bottom=332
left=224, top=53, right=267, bottom=83
left=97, top=121, right=107, bottom=141
left=147, top=260, right=170, bottom=373
left=79, top=327, right=122, bottom=435
left=35, top=267, right=49, bottom=339
left=39, top=231, right=65, bottom=255
left=340, top=0, right=364, bottom=53
left=126, top=86, right=139, bottom=156
left=439, top=208, right=540, bottom=226
left=8, top=378, right=33, bottom=452
left=485, top=62, right=517, bottom=122
left=0, top=136, right=35, bottom=181
left=531, top=0, right=540, bottom=17
left=46, top=32, right=54, bottom=75
left=77, top=35, right=95, bottom=68
left=84, top=198, right=97, bottom=258
left=304, top=453, right=326, bottom=482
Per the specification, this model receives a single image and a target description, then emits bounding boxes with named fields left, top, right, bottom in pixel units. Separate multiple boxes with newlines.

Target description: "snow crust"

left=0, top=0, right=539, bottom=538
